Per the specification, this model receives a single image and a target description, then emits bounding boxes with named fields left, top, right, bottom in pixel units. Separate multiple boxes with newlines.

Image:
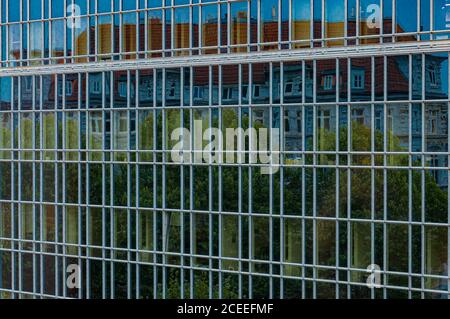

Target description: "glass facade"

left=0, top=0, right=449, bottom=299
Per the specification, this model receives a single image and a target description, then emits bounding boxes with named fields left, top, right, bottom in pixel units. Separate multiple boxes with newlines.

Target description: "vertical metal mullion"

left=62, top=74, right=67, bottom=299
left=268, top=62, right=274, bottom=299
left=31, top=74, right=37, bottom=299
left=110, top=71, right=115, bottom=299
left=39, top=75, right=44, bottom=298
left=127, top=70, right=132, bottom=300
left=288, top=0, right=292, bottom=49
left=370, top=55, right=376, bottom=300
left=152, top=68, right=158, bottom=299
left=277, top=0, right=281, bottom=50
left=447, top=52, right=450, bottom=301
left=278, top=61, right=284, bottom=299
left=346, top=57, right=352, bottom=300
left=392, top=0, right=396, bottom=43
left=10, top=76, right=15, bottom=299
left=312, top=59, right=317, bottom=299
left=238, top=64, right=243, bottom=299
left=356, top=0, right=360, bottom=46
left=217, top=64, right=223, bottom=299
left=301, top=60, right=306, bottom=299
left=161, top=68, right=167, bottom=299
left=135, top=70, right=140, bottom=299
left=101, top=72, right=107, bottom=300
left=248, top=63, right=253, bottom=298
left=321, top=0, right=325, bottom=47
left=85, top=78, right=91, bottom=299
left=344, top=0, right=348, bottom=46
left=18, top=77, right=23, bottom=298
left=77, top=72, right=83, bottom=300
left=180, top=67, right=185, bottom=299
left=189, top=66, right=194, bottom=299
left=408, top=54, right=413, bottom=299
left=208, top=65, right=213, bottom=299
left=420, top=53, right=426, bottom=299
left=382, top=54, right=388, bottom=299
left=335, top=58, right=340, bottom=299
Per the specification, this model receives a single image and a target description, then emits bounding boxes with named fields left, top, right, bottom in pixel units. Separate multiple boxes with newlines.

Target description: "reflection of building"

left=2, top=1, right=450, bottom=300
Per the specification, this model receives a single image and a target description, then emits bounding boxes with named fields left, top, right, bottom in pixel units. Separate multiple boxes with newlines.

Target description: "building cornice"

left=1, top=40, right=450, bottom=77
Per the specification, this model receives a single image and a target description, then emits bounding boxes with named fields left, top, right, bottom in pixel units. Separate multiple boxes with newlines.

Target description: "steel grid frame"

left=0, top=0, right=449, bottom=300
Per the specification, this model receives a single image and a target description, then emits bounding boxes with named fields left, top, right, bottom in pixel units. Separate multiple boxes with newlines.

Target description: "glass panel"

left=351, top=58, right=371, bottom=101
left=360, top=0, right=381, bottom=44
left=202, top=4, right=218, bottom=53
left=30, top=22, right=43, bottom=63
left=425, top=53, right=448, bottom=100
left=252, top=216, right=270, bottom=273
left=387, top=224, right=408, bottom=273
left=434, top=0, right=450, bottom=39
left=260, top=0, right=278, bottom=49
left=317, top=105, right=336, bottom=153
left=51, top=20, right=64, bottom=59
left=420, top=0, right=431, bottom=41
left=284, top=218, right=302, bottom=277
left=221, top=214, right=239, bottom=270
left=292, top=0, right=310, bottom=47
left=317, top=220, right=336, bottom=266
left=89, top=111, right=103, bottom=160
left=174, top=7, right=190, bottom=54
left=8, top=0, right=20, bottom=22
left=65, top=207, right=78, bottom=255
left=387, top=56, right=409, bottom=101
left=231, top=1, right=248, bottom=52
left=251, top=63, right=270, bottom=104
left=139, top=210, right=153, bottom=262
left=395, top=0, right=417, bottom=41
left=8, top=24, right=20, bottom=60
left=166, top=212, right=181, bottom=265
left=351, top=222, right=371, bottom=277
left=193, top=212, right=209, bottom=266
left=122, top=12, right=137, bottom=57
left=65, top=112, right=79, bottom=160
left=113, top=111, right=128, bottom=156
left=425, top=226, right=448, bottom=287
left=51, top=0, right=64, bottom=18
left=98, top=15, right=112, bottom=58
left=30, top=0, right=42, bottom=20
left=283, top=62, right=302, bottom=103
left=147, top=10, right=163, bottom=56
left=324, top=0, right=345, bottom=46
left=114, top=209, right=127, bottom=249
left=138, top=110, right=153, bottom=161
left=0, top=113, right=12, bottom=160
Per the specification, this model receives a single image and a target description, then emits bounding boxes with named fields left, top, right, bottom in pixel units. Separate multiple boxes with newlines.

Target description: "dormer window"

left=322, top=75, right=334, bottom=90
left=222, top=87, right=234, bottom=101
left=351, top=70, right=365, bottom=89
left=285, top=82, right=293, bottom=94
left=193, top=86, right=204, bottom=99
left=92, top=79, right=101, bottom=94
left=253, top=85, right=261, bottom=98
left=58, top=80, right=73, bottom=97
left=428, top=68, right=438, bottom=87
left=119, top=82, right=127, bottom=97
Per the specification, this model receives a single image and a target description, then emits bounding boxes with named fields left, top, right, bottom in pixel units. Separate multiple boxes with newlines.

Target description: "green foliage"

left=0, top=112, right=447, bottom=299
